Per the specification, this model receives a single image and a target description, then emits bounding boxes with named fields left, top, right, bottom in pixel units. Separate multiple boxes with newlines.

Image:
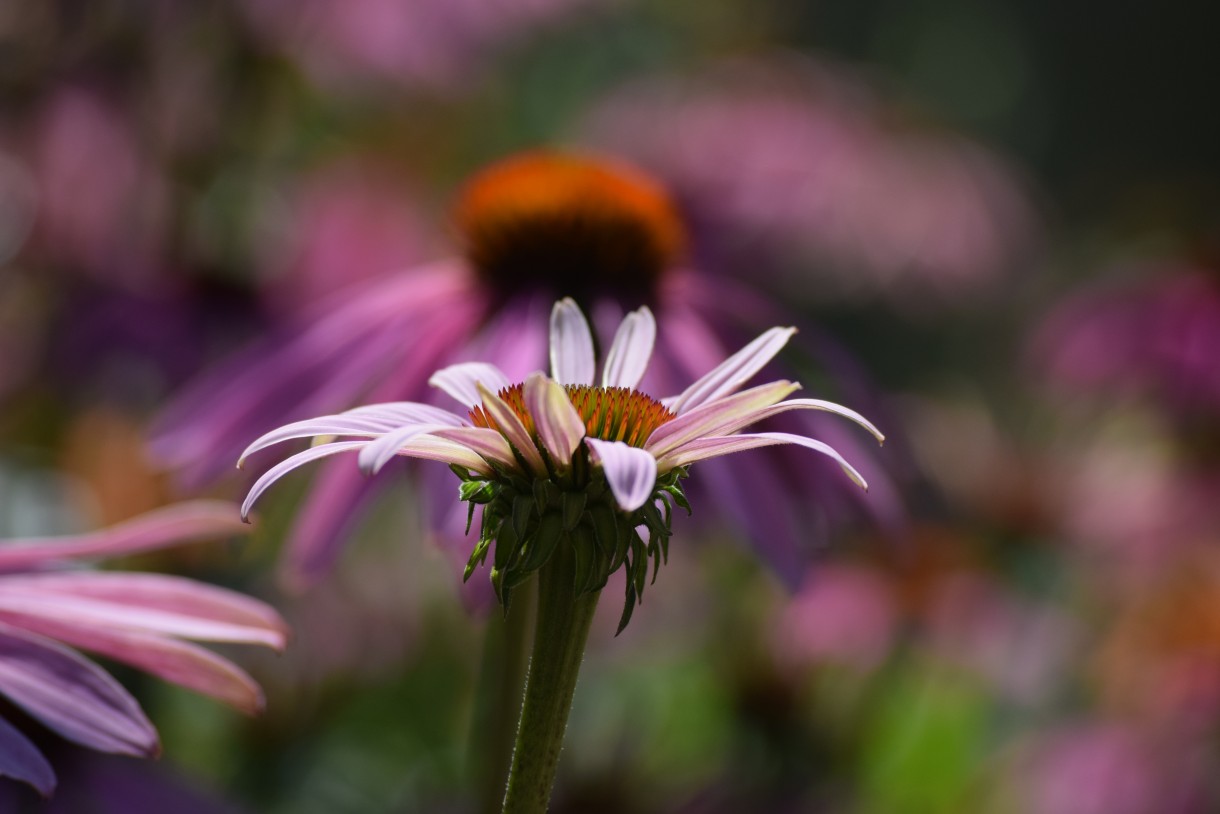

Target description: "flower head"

left=241, top=299, right=881, bottom=630
left=0, top=502, right=287, bottom=796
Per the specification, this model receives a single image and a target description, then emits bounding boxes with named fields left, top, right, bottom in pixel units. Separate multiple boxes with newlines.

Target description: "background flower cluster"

left=1, top=0, right=1217, bottom=812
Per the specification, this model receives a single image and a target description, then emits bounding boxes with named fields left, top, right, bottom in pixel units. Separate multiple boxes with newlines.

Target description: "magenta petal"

left=585, top=439, right=657, bottom=512
left=241, top=441, right=366, bottom=521
left=662, top=431, right=868, bottom=490
left=646, top=380, right=799, bottom=456
left=0, top=502, right=248, bottom=572
left=524, top=373, right=585, bottom=465
left=0, top=716, right=55, bottom=796
left=667, top=326, right=797, bottom=414
left=0, top=614, right=265, bottom=714
left=281, top=456, right=384, bottom=589
left=0, top=623, right=157, bottom=757
left=0, top=573, right=288, bottom=647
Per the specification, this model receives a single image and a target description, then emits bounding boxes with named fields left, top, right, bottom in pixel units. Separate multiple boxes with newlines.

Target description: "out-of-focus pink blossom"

left=0, top=502, right=287, bottom=795
left=28, top=88, right=170, bottom=287
left=578, top=57, right=1039, bottom=309
left=1034, top=266, right=1220, bottom=419
left=253, top=161, right=436, bottom=314
left=772, top=564, right=896, bottom=674
left=242, top=0, right=607, bottom=93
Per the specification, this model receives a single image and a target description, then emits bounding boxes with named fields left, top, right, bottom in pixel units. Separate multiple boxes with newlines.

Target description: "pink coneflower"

left=0, top=502, right=287, bottom=795
left=153, top=151, right=900, bottom=590
left=240, top=299, right=882, bottom=629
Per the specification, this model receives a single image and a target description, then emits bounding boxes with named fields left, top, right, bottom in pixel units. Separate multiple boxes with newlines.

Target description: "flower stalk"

left=501, top=539, right=601, bottom=814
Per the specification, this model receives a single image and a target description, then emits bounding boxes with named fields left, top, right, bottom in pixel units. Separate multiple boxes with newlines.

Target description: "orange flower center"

left=453, top=152, right=685, bottom=301
left=471, top=383, right=676, bottom=449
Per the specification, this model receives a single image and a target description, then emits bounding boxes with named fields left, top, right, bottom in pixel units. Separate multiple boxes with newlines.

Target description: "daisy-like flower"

left=240, top=299, right=882, bottom=630
left=0, top=501, right=287, bottom=796
left=153, top=150, right=899, bottom=592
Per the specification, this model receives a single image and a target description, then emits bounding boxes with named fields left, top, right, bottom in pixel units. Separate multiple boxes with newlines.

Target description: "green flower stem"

left=472, top=576, right=537, bottom=814
left=501, top=542, right=601, bottom=814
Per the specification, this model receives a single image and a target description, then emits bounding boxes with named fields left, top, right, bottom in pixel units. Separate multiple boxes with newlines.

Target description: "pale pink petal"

left=475, top=383, right=546, bottom=475
left=241, top=441, right=366, bottom=521
left=0, top=622, right=157, bottom=757
left=0, top=614, right=265, bottom=714
left=237, top=416, right=392, bottom=466
left=647, top=380, right=800, bottom=456
left=0, top=716, right=54, bottom=795
left=0, top=573, right=287, bottom=645
left=357, top=422, right=454, bottom=474
left=524, top=373, right=585, bottom=466
left=425, top=426, right=520, bottom=472
left=660, top=431, right=868, bottom=490
left=601, top=306, right=656, bottom=389
left=549, top=297, right=595, bottom=385
left=713, top=397, right=885, bottom=443
left=585, top=438, right=658, bottom=512
left=345, top=402, right=469, bottom=426
left=394, top=434, right=497, bottom=475
left=666, top=326, right=797, bottom=414
left=428, top=362, right=512, bottom=407
left=0, top=502, right=248, bottom=571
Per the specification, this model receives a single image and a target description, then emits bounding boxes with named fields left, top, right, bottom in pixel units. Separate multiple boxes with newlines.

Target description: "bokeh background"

left=2, top=0, right=1219, bottom=812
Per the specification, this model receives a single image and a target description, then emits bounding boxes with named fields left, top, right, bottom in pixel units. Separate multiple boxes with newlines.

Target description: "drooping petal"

left=0, top=502, right=248, bottom=572
left=0, top=622, right=158, bottom=757
left=425, top=426, right=521, bottom=472
left=709, top=397, right=885, bottom=444
left=241, top=441, right=366, bottom=521
left=646, top=380, right=800, bottom=457
left=357, top=423, right=451, bottom=475
left=665, top=326, right=797, bottom=414
left=549, top=297, right=596, bottom=386
left=394, top=434, right=498, bottom=475
left=524, top=373, right=585, bottom=466
left=0, top=715, right=55, bottom=796
left=428, top=362, right=513, bottom=408
left=585, top=438, right=658, bottom=512
left=659, top=431, right=869, bottom=490
left=601, top=306, right=656, bottom=389
left=475, top=383, right=546, bottom=475
left=0, top=573, right=287, bottom=647
left=0, top=614, right=266, bottom=714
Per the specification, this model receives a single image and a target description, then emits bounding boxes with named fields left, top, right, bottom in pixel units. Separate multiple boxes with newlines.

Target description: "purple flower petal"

left=524, top=373, right=585, bottom=466
left=428, top=362, right=513, bottom=407
left=0, top=502, right=248, bottom=572
left=357, top=423, right=451, bottom=475
left=0, top=622, right=157, bottom=757
left=474, top=383, right=546, bottom=476
left=585, top=438, right=658, bottom=512
left=241, top=441, right=366, bottom=521
left=549, top=298, right=595, bottom=386
left=711, top=397, right=885, bottom=443
left=601, top=306, right=656, bottom=389
left=0, top=614, right=266, bottom=714
left=0, top=573, right=287, bottom=647
left=0, top=715, right=55, bottom=796
left=666, top=326, right=796, bottom=414
left=660, top=431, right=868, bottom=490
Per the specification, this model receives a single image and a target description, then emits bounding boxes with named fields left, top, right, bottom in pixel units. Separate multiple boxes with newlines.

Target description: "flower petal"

left=0, top=614, right=266, bottom=714
left=524, top=373, right=585, bottom=466
left=585, top=439, right=658, bottom=512
left=0, top=573, right=287, bottom=647
left=241, top=441, right=366, bottom=521
left=394, top=433, right=498, bottom=475
left=475, top=383, right=546, bottom=476
left=601, top=306, right=656, bottom=389
left=0, top=622, right=158, bottom=757
left=646, top=380, right=800, bottom=457
left=666, top=326, right=797, bottom=414
left=659, top=431, right=869, bottom=490
left=357, top=423, right=452, bottom=475
left=0, top=715, right=55, bottom=796
left=425, top=426, right=521, bottom=472
left=549, top=297, right=595, bottom=386
left=0, top=502, right=248, bottom=572
left=429, top=362, right=512, bottom=408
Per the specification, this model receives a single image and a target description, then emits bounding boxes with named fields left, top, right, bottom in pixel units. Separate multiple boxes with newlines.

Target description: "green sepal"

left=519, top=511, right=564, bottom=573
left=569, top=524, right=597, bottom=596
left=512, top=493, right=535, bottom=540
left=459, top=479, right=496, bottom=504
left=561, top=491, right=587, bottom=531
left=588, top=502, right=619, bottom=561
left=615, top=582, right=638, bottom=636
left=463, top=534, right=492, bottom=582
